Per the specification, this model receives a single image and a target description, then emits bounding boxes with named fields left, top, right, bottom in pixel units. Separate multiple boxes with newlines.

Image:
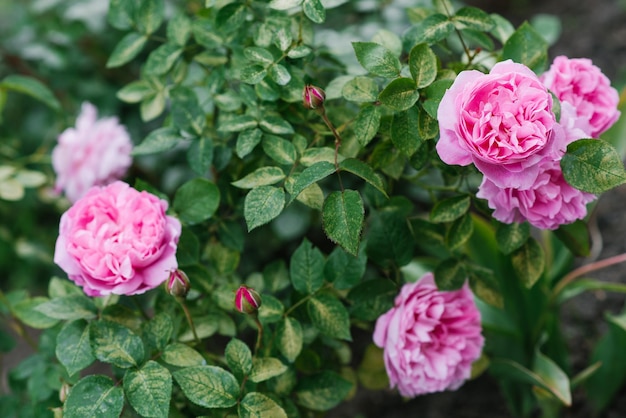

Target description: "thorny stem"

left=253, top=314, right=264, bottom=355
left=440, top=1, right=473, bottom=64
left=179, top=299, right=200, bottom=347
left=552, top=252, right=626, bottom=299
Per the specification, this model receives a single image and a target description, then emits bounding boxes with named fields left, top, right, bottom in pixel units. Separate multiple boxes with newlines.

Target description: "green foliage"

left=2, top=0, right=626, bottom=417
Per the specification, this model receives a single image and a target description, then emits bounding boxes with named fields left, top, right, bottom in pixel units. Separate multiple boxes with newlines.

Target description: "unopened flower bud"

left=303, top=84, right=326, bottom=110
left=167, top=269, right=191, bottom=298
left=59, top=382, right=71, bottom=403
left=235, top=285, right=262, bottom=314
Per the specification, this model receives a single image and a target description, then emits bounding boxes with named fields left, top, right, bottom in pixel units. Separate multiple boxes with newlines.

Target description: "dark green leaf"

left=324, top=245, right=367, bottom=290
left=63, top=375, right=124, bottom=418
left=142, top=312, right=173, bottom=354
left=249, top=357, right=288, bottom=382
left=342, top=76, right=379, bottom=103
left=173, top=178, right=220, bottom=224
left=187, top=136, right=214, bottom=175
left=352, top=42, right=401, bottom=78
left=132, top=127, right=180, bottom=156
left=434, top=258, right=466, bottom=290
left=287, top=161, right=336, bottom=204
left=216, top=2, right=247, bottom=33
left=446, top=212, right=474, bottom=250
left=422, top=79, right=454, bottom=119
left=452, top=7, right=496, bottom=31
left=136, top=0, right=165, bottom=35
left=347, top=279, right=396, bottom=321
left=236, top=128, right=264, bottom=158
left=554, top=220, right=591, bottom=257
left=239, top=392, right=288, bottom=418
left=276, top=317, right=303, bottom=363
left=90, top=320, right=145, bottom=369
left=322, top=190, right=364, bottom=256
left=430, top=195, right=471, bottom=223
left=262, top=135, right=297, bottom=164
left=295, top=371, right=353, bottom=411
left=167, top=12, right=192, bottom=46
left=378, top=77, right=419, bottom=111
left=172, top=365, right=239, bottom=408
left=244, top=186, right=285, bottom=231
left=339, top=158, right=388, bottom=197
left=403, top=13, right=454, bottom=48
left=391, top=106, right=422, bottom=157
left=1, top=75, right=61, bottom=111
left=35, top=295, right=97, bottom=320
left=511, top=237, right=545, bottom=288
left=124, top=361, right=172, bottom=418
left=144, top=43, right=183, bottom=76
left=502, top=21, right=548, bottom=73
left=495, top=222, right=530, bottom=255
left=307, top=294, right=351, bottom=341
left=366, top=208, right=414, bottom=268
left=56, top=320, right=95, bottom=376
left=289, top=238, right=325, bottom=294
left=107, top=0, right=135, bottom=30
left=225, top=338, right=253, bottom=380
left=408, top=44, right=438, bottom=89
left=232, top=166, right=285, bottom=189
left=561, top=139, right=626, bottom=193
left=12, top=297, right=59, bottom=329
left=353, top=105, right=381, bottom=147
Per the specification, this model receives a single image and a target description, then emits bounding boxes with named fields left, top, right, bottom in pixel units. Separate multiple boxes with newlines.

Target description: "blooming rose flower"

left=52, top=102, right=133, bottom=203
left=373, top=273, right=484, bottom=397
left=476, top=159, right=596, bottom=230
left=437, top=60, right=564, bottom=189
left=54, top=181, right=181, bottom=297
left=541, top=56, right=620, bottom=138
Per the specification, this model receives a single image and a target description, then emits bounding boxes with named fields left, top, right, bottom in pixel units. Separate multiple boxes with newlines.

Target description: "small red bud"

left=235, top=285, right=262, bottom=314
left=166, top=269, right=191, bottom=298
left=303, top=84, right=326, bottom=110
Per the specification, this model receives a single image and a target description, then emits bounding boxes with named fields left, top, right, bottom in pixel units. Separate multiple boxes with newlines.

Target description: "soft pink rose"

left=373, top=273, right=484, bottom=397
left=52, top=102, right=133, bottom=203
left=54, top=181, right=181, bottom=297
left=476, top=159, right=596, bottom=230
left=437, top=60, right=564, bottom=189
left=541, top=56, right=620, bottom=138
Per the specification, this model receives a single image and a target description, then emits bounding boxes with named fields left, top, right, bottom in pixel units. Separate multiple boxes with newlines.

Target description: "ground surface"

left=330, top=0, right=626, bottom=416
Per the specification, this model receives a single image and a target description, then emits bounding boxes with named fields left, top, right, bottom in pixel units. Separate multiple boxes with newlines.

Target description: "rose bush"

left=373, top=273, right=484, bottom=397
left=53, top=181, right=181, bottom=296
left=52, top=102, right=133, bottom=202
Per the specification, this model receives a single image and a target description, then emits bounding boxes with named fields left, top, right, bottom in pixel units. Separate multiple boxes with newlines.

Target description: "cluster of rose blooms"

left=49, top=55, right=620, bottom=400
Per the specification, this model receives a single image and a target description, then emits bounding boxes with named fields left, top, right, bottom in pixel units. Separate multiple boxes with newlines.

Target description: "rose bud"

left=235, top=285, right=262, bottom=314
left=303, top=84, right=326, bottom=110
left=167, top=269, right=191, bottom=298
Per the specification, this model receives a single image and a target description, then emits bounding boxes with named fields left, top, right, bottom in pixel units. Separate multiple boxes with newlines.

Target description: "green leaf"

left=561, top=139, right=626, bottom=193
left=140, top=91, right=166, bottom=122
left=287, top=161, right=336, bottom=204
left=348, top=278, right=396, bottom=321
left=300, top=147, right=343, bottom=166
left=403, top=13, right=454, bottom=47
left=352, top=42, right=401, bottom=78
left=172, top=366, right=239, bottom=408
left=249, top=357, right=288, bottom=383
left=452, top=7, right=496, bottom=31
left=239, top=392, right=288, bottom=418
left=490, top=13, right=516, bottom=43
left=378, top=77, right=419, bottom=111
left=56, top=320, right=95, bottom=377
left=269, top=0, right=302, bottom=9
left=240, top=65, right=267, bottom=84
left=136, top=0, right=164, bottom=35
left=35, top=295, right=97, bottom=320
left=117, top=80, right=155, bottom=103
left=446, top=212, right=474, bottom=251
left=167, top=12, right=192, bottom=46
left=219, top=115, right=258, bottom=133
left=502, top=21, right=548, bottom=73
left=63, top=375, right=124, bottom=418
left=303, top=0, right=325, bottom=23
left=216, top=2, right=247, bottom=33
left=244, top=186, right=285, bottom=231
left=295, top=370, right=353, bottom=411
left=511, top=237, right=545, bottom=288
left=262, top=135, right=297, bottom=164
left=275, top=317, right=303, bottom=363
left=162, top=343, right=206, bottom=367
left=236, top=128, right=263, bottom=158
left=142, top=312, right=173, bottom=354
left=106, top=32, right=148, bottom=68
left=225, top=338, right=253, bottom=380
left=434, top=258, right=467, bottom=290
left=132, top=127, right=180, bottom=156
left=422, top=79, right=454, bottom=119
left=325, top=245, right=367, bottom=290
left=107, top=0, right=134, bottom=30
left=366, top=207, right=414, bottom=268
left=144, top=43, right=183, bottom=76
left=269, top=64, right=291, bottom=86
left=342, top=76, right=379, bottom=103
left=495, top=222, right=530, bottom=255
left=532, top=350, right=572, bottom=406
left=173, top=178, right=220, bottom=224
left=0, top=75, right=61, bottom=111
left=338, top=158, right=388, bottom=197
left=307, top=294, right=351, bottom=341
left=391, top=106, right=422, bottom=157
left=90, top=320, right=145, bottom=369
left=187, top=136, right=214, bottom=175
left=258, top=294, right=285, bottom=324
left=430, top=195, right=471, bottom=223
left=259, top=117, right=294, bottom=135
left=124, top=361, right=172, bottom=418
left=322, top=190, right=364, bottom=256
left=12, top=297, right=59, bottom=329
left=408, top=44, right=438, bottom=89
left=290, top=239, right=325, bottom=294
left=554, top=220, right=591, bottom=257
left=244, top=46, right=274, bottom=64
left=232, top=167, right=285, bottom=189
left=353, top=105, right=381, bottom=147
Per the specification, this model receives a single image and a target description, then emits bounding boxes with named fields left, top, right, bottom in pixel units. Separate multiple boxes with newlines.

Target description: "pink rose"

left=52, top=102, right=133, bottom=203
left=54, top=181, right=181, bottom=297
left=476, top=159, right=596, bottom=230
left=373, top=273, right=484, bottom=397
left=437, top=60, right=563, bottom=189
left=541, top=56, right=620, bottom=138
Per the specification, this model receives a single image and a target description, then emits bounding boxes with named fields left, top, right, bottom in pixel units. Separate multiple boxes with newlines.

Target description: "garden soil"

left=330, top=0, right=626, bottom=417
